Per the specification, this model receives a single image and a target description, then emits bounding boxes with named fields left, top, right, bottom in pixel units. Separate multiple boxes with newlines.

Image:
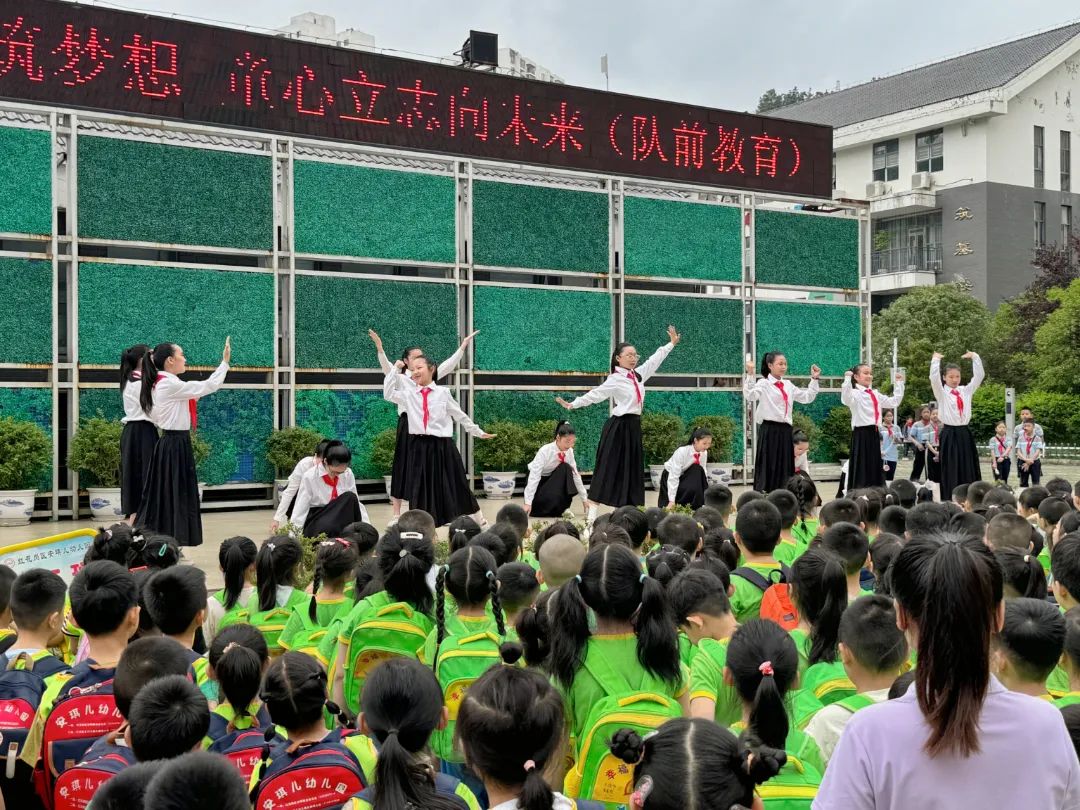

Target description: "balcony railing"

left=871, top=244, right=943, bottom=275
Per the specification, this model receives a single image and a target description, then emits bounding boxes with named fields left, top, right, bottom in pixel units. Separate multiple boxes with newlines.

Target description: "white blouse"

left=291, top=465, right=369, bottom=529
left=566, top=342, right=674, bottom=417
left=664, top=444, right=708, bottom=503
left=273, top=455, right=320, bottom=524
left=377, top=347, right=464, bottom=416
left=524, top=442, right=587, bottom=505
left=841, top=376, right=905, bottom=428
left=989, top=436, right=1013, bottom=460
left=930, top=354, right=983, bottom=426
left=121, top=375, right=150, bottom=423
left=150, top=362, right=229, bottom=431
left=384, top=372, right=485, bottom=439
left=744, top=374, right=819, bottom=424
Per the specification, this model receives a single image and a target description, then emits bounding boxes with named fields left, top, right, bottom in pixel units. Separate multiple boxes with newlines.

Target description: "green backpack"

left=801, top=661, right=855, bottom=706
left=787, top=687, right=826, bottom=730
left=563, top=653, right=681, bottom=809
left=754, top=754, right=823, bottom=809
left=246, top=589, right=309, bottom=652
left=215, top=590, right=251, bottom=635
left=342, top=601, right=434, bottom=714
left=280, top=609, right=334, bottom=659
left=431, top=630, right=504, bottom=763
left=832, top=693, right=877, bottom=715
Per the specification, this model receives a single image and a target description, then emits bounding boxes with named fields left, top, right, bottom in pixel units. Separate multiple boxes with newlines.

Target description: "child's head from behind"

left=261, top=651, right=334, bottom=731
left=342, top=521, right=380, bottom=558
left=309, top=538, right=358, bottom=621
left=656, top=514, right=702, bottom=556
left=10, top=568, right=66, bottom=641
left=1053, top=534, right=1080, bottom=607
left=217, top=535, right=258, bottom=611
left=114, top=636, right=193, bottom=718
left=987, top=512, right=1033, bottom=552
left=496, top=562, right=540, bottom=620
left=702, top=527, right=739, bottom=571
left=692, top=506, right=724, bottom=535
left=766, top=489, right=798, bottom=530
left=85, top=524, right=135, bottom=566
left=736, top=490, right=765, bottom=510
left=127, top=675, right=210, bottom=761
left=819, top=498, right=861, bottom=530
left=448, top=515, right=482, bottom=553
left=436, top=545, right=505, bottom=641
left=704, top=483, right=733, bottom=517
left=878, top=505, right=907, bottom=537
left=495, top=503, right=529, bottom=542
left=996, top=549, right=1048, bottom=600
left=905, top=502, right=949, bottom=539
left=645, top=545, right=691, bottom=589
left=610, top=506, right=651, bottom=551
left=791, top=546, right=848, bottom=666
left=838, top=594, right=908, bottom=677
left=725, top=619, right=798, bottom=750
left=734, top=500, right=782, bottom=556
left=69, top=560, right=138, bottom=638
left=378, top=527, right=435, bottom=614
left=1019, top=485, right=1050, bottom=516
left=1039, top=496, right=1072, bottom=530
left=255, top=535, right=303, bottom=612
left=143, top=752, right=251, bottom=810
left=993, top=597, right=1066, bottom=688
left=821, top=522, right=870, bottom=576
left=537, top=533, right=586, bottom=588
left=208, top=623, right=269, bottom=718
left=143, top=565, right=208, bottom=637
left=668, top=569, right=733, bottom=644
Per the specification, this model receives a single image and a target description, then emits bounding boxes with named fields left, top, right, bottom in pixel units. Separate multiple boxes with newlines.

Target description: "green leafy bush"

left=0, top=417, right=51, bottom=491
left=266, top=427, right=324, bottom=477
left=689, top=415, right=738, bottom=463
left=370, top=428, right=398, bottom=477
left=474, top=420, right=532, bottom=472
left=792, top=412, right=819, bottom=451
left=68, top=415, right=123, bottom=488
left=191, top=432, right=212, bottom=479
left=819, top=408, right=852, bottom=462
left=641, top=412, right=685, bottom=466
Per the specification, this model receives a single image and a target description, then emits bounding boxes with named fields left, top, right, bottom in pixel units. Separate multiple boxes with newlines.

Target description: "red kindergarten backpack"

left=732, top=564, right=800, bottom=630
left=52, top=751, right=130, bottom=810
left=249, top=729, right=372, bottom=810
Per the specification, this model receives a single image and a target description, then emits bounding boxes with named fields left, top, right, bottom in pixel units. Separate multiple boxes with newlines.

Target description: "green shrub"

left=191, top=432, right=212, bottom=479
left=265, top=426, right=324, bottom=476
left=370, top=428, right=398, bottom=476
left=0, top=417, right=51, bottom=491
left=819, top=407, right=851, bottom=462
left=792, top=411, right=819, bottom=449
left=474, top=420, right=532, bottom=472
left=689, top=415, right=738, bottom=463
left=641, top=412, right=685, bottom=466
left=68, top=415, right=123, bottom=488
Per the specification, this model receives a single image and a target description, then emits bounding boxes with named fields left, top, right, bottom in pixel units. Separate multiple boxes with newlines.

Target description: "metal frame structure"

left=0, top=98, right=869, bottom=518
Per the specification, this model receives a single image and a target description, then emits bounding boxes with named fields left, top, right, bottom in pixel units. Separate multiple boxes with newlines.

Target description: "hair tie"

left=574, top=574, right=582, bottom=583
left=759, top=660, right=774, bottom=677
left=454, top=528, right=465, bottom=537
left=486, top=570, right=496, bottom=581
left=401, top=531, right=423, bottom=540
left=1024, top=554, right=1031, bottom=563
left=222, top=642, right=239, bottom=655
left=399, top=549, right=409, bottom=558
left=639, top=573, right=647, bottom=584
left=158, top=543, right=168, bottom=557
left=632, top=775, right=654, bottom=805
left=442, top=564, right=450, bottom=573
left=267, top=542, right=276, bottom=552
left=104, top=529, right=113, bottom=540
left=523, top=760, right=536, bottom=773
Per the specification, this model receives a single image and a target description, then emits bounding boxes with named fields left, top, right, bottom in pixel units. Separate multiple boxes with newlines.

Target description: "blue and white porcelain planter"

left=482, top=472, right=516, bottom=500
left=0, top=489, right=36, bottom=526
left=706, top=465, right=732, bottom=485
left=87, top=487, right=124, bottom=522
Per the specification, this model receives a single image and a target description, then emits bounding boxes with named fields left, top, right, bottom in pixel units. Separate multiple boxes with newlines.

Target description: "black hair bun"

left=739, top=742, right=786, bottom=784
left=499, top=641, right=524, bottom=665
left=609, top=728, right=645, bottom=764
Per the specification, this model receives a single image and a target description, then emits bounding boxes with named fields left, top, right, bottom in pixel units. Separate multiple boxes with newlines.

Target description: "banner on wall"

left=1, top=529, right=96, bottom=584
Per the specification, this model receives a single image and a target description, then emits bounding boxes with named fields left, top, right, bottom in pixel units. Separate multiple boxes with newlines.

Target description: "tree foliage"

left=1033, top=279, right=1080, bottom=394
left=756, top=86, right=827, bottom=113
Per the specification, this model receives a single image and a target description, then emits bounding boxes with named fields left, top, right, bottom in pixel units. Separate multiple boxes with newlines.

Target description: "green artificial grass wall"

left=0, top=127, right=51, bottom=236
left=623, top=197, right=741, bottom=281
left=0, top=387, right=52, bottom=490
left=79, top=388, right=274, bottom=485
left=0, top=259, right=51, bottom=364
left=623, top=294, right=742, bottom=375
left=473, top=286, right=610, bottom=372
left=77, top=137, right=272, bottom=250
left=294, top=277, right=458, bottom=369
left=755, top=210, right=859, bottom=289
left=646, top=390, right=744, bottom=463
left=294, top=162, right=456, bottom=262
left=793, top=392, right=843, bottom=463
left=78, top=263, right=274, bottom=367
left=295, top=389, right=400, bottom=479
left=472, top=181, right=608, bottom=273
left=473, top=389, right=607, bottom=472
left=755, top=302, right=861, bottom=377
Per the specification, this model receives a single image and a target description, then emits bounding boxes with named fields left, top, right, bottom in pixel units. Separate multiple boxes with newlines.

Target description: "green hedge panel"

left=79, top=388, right=273, bottom=485
left=295, top=277, right=458, bottom=369
left=294, top=162, right=456, bottom=262
left=0, top=387, right=52, bottom=490
left=623, top=295, right=742, bottom=375
left=473, top=286, right=610, bottom=372
left=0, top=127, right=51, bottom=236
left=472, top=181, right=608, bottom=273
left=0, top=259, right=51, bottom=364
left=646, top=391, right=745, bottom=463
left=473, top=390, right=607, bottom=472
left=755, top=211, right=859, bottom=288
left=793, top=392, right=843, bottom=463
left=77, top=137, right=272, bottom=250
left=295, top=390, right=400, bottom=480
left=78, top=263, right=274, bottom=367
left=755, top=302, right=861, bottom=378
left=624, top=197, right=741, bottom=281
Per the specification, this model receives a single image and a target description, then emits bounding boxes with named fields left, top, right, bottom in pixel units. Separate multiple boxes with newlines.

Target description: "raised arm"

left=792, top=367, right=821, bottom=404
left=437, top=330, right=478, bottom=380
left=159, top=360, right=229, bottom=402
left=382, top=365, right=408, bottom=406
left=929, top=354, right=945, bottom=401
left=369, top=330, right=393, bottom=374
left=879, top=377, right=905, bottom=409
left=743, top=361, right=765, bottom=403
left=840, top=371, right=855, bottom=406
left=637, top=341, right=675, bottom=382
left=962, top=351, right=984, bottom=392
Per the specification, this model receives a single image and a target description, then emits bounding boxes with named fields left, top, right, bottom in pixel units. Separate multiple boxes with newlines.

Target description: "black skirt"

left=657, top=464, right=708, bottom=509
left=939, top=424, right=981, bottom=497
left=405, top=435, right=479, bottom=527
left=390, top=412, right=411, bottom=500
left=303, top=494, right=364, bottom=538
left=531, top=463, right=577, bottom=518
left=120, top=420, right=158, bottom=517
left=925, top=447, right=941, bottom=483
left=848, top=425, right=885, bottom=491
left=754, top=420, right=794, bottom=493
left=589, top=414, right=644, bottom=508
left=138, top=430, right=202, bottom=547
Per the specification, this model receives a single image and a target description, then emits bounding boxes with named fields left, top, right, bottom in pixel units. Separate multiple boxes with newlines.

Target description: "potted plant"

left=265, top=426, right=324, bottom=506
left=640, top=412, right=685, bottom=490
left=689, top=414, right=738, bottom=485
left=191, top=431, right=212, bottom=503
left=370, top=427, right=398, bottom=499
left=68, top=415, right=124, bottom=522
left=0, top=417, right=51, bottom=526
left=473, top=420, right=530, bottom=499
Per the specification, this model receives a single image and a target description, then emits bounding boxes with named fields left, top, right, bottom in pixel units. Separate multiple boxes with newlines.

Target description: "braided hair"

left=308, top=539, right=358, bottom=622
left=434, top=545, right=505, bottom=654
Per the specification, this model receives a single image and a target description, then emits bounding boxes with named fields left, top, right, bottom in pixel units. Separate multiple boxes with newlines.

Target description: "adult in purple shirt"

left=815, top=533, right=1080, bottom=810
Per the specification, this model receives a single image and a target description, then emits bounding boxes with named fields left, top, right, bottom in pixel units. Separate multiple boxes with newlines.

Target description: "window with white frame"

left=872, top=139, right=898, bottom=182
left=915, top=129, right=943, bottom=173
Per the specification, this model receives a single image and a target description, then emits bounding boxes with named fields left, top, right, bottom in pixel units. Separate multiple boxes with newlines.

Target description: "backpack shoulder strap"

left=834, top=693, right=876, bottom=714
left=580, top=644, right=635, bottom=698
left=732, top=566, right=772, bottom=591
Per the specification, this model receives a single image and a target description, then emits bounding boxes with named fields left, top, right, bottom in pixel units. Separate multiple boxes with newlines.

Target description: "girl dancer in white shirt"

left=523, top=420, right=591, bottom=518
left=119, top=343, right=157, bottom=523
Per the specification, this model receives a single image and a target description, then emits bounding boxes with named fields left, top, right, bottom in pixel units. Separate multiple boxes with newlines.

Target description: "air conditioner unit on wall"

left=865, top=181, right=885, bottom=197
left=911, top=172, right=932, bottom=190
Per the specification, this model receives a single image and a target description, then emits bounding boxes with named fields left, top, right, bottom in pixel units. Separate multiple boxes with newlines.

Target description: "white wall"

left=988, top=56, right=1080, bottom=189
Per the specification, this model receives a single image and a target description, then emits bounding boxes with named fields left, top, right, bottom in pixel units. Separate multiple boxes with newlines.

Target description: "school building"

left=778, top=22, right=1080, bottom=310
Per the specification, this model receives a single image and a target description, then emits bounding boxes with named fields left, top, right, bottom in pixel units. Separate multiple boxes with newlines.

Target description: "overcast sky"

left=89, top=0, right=1080, bottom=111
